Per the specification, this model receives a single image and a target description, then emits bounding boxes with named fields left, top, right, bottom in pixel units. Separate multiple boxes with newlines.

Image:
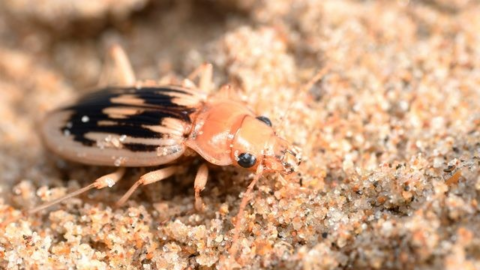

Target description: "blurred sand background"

left=1, top=0, right=480, bottom=269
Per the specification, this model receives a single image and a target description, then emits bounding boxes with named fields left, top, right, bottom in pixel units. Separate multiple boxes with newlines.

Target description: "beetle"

left=32, top=45, right=301, bottom=256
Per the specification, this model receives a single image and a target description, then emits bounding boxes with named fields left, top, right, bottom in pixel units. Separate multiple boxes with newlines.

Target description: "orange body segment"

left=187, top=99, right=300, bottom=173
left=186, top=100, right=253, bottom=166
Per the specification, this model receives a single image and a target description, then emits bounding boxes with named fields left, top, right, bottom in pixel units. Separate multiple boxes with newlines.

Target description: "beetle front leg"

left=116, top=166, right=180, bottom=207
left=194, top=164, right=209, bottom=212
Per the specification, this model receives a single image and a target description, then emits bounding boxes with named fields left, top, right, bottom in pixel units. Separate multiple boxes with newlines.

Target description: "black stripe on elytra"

left=60, top=87, right=199, bottom=152
left=120, top=143, right=158, bottom=152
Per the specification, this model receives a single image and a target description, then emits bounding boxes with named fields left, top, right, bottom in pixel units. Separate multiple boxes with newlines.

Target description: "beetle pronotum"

left=33, top=45, right=302, bottom=257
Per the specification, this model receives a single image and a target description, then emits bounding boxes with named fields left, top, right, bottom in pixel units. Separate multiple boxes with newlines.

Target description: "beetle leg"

left=28, top=168, right=126, bottom=215
left=187, top=63, right=213, bottom=93
left=194, top=164, right=209, bottom=212
left=215, top=84, right=241, bottom=100
left=301, top=65, right=330, bottom=93
left=98, top=44, right=136, bottom=87
left=115, top=166, right=180, bottom=207
left=229, top=165, right=264, bottom=259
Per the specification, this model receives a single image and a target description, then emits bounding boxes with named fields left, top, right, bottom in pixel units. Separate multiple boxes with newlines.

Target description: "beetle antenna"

left=277, top=65, right=330, bottom=136
left=229, top=165, right=264, bottom=259
left=301, top=65, right=330, bottom=97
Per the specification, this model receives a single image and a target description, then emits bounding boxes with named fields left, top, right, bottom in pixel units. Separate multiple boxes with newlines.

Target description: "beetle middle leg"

left=115, top=166, right=180, bottom=207
left=28, top=167, right=126, bottom=215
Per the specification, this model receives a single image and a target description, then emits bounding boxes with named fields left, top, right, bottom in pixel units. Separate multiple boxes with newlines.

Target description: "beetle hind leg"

left=115, top=166, right=180, bottom=207
left=98, top=44, right=136, bottom=87
left=187, top=63, right=213, bottom=93
left=156, top=63, right=213, bottom=93
left=28, top=168, right=126, bottom=215
left=175, top=63, right=213, bottom=94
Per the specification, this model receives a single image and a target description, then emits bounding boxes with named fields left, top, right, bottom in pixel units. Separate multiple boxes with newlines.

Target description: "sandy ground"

left=1, top=0, right=480, bottom=269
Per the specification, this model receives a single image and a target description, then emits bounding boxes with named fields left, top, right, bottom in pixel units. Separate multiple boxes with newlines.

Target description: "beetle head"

left=231, top=115, right=301, bottom=174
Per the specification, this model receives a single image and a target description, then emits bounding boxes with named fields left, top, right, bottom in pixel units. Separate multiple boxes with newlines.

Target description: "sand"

left=1, top=0, right=480, bottom=269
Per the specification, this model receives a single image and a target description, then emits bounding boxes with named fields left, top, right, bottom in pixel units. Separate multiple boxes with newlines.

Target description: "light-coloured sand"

left=1, top=1, right=480, bottom=269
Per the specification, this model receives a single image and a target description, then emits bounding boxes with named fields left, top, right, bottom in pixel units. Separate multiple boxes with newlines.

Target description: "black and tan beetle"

left=34, top=45, right=302, bottom=256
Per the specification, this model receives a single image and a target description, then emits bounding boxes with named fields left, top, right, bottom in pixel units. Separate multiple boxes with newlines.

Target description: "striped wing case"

left=42, top=86, right=205, bottom=167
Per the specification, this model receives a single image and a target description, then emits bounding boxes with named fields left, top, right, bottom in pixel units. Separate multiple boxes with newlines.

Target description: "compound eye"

left=237, top=153, right=257, bottom=168
left=256, top=116, right=272, bottom=127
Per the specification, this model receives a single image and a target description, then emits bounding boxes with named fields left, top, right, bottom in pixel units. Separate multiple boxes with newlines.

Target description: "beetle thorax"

left=186, top=100, right=301, bottom=173
left=185, top=100, right=254, bottom=166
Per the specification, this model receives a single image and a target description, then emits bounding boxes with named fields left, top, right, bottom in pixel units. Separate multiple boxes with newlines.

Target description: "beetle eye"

left=256, top=116, right=272, bottom=127
left=237, top=153, right=257, bottom=168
